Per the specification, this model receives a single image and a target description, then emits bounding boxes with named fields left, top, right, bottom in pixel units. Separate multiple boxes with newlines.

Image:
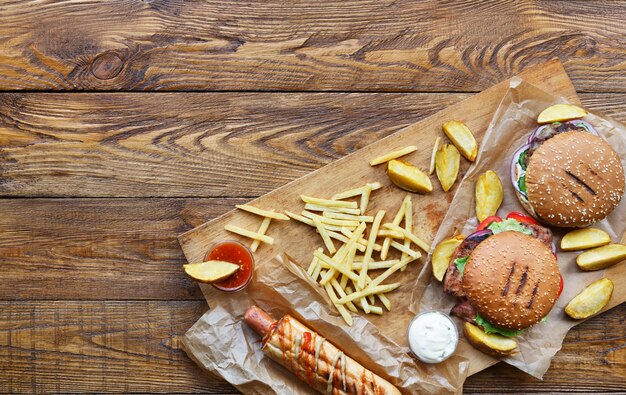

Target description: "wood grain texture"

left=5, top=85, right=624, bottom=197
left=0, top=1, right=625, bottom=92
left=0, top=198, right=247, bottom=300
left=0, top=301, right=622, bottom=393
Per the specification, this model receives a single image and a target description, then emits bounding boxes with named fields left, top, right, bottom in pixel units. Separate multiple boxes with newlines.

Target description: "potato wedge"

left=442, top=120, right=478, bottom=162
left=475, top=170, right=504, bottom=222
left=183, top=260, right=239, bottom=283
left=576, top=244, right=626, bottom=271
left=431, top=235, right=465, bottom=281
left=537, top=104, right=587, bottom=124
left=386, top=159, right=432, bottom=193
left=565, top=278, right=613, bottom=319
left=463, top=322, right=518, bottom=357
left=561, top=228, right=611, bottom=251
left=435, top=144, right=460, bottom=192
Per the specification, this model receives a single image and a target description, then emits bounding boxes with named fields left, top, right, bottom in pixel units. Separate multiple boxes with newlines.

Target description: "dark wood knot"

left=91, top=51, right=124, bottom=80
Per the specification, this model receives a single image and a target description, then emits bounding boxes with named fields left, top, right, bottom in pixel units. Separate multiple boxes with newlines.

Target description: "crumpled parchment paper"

left=410, top=78, right=626, bottom=379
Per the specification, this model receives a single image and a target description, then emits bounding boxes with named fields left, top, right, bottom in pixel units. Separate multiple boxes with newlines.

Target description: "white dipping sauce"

left=407, top=311, right=458, bottom=363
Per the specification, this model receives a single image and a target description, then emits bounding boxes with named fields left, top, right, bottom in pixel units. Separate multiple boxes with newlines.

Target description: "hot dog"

left=244, top=306, right=401, bottom=395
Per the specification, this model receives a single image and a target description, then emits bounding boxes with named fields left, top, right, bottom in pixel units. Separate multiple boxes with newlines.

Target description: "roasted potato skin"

left=431, top=235, right=465, bottom=281
left=386, top=159, right=433, bottom=193
left=435, top=144, right=460, bottom=192
left=537, top=104, right=587, bottom=124
left=576, top=244, right=626, bottom=271
left=561, top=228, right=611, bottom=251
left=442, top=120, right=478, bottom=162
left=475, top=170, right=503, bottom=222
left=463, top=322, right=518, bottom=357
left=565, top=278, right=614, bottom=319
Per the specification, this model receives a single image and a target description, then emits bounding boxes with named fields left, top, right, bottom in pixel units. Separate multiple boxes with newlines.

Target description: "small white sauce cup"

left=407, top=311, right=459, bottom=364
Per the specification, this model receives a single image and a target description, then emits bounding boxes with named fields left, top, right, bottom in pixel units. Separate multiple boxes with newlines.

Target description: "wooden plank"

left=0, top=1, right=625, bottom=92
left=0, top=301, right=623, bottom=393
left=0, top=198, right=244, bottom=300
left=0, top=301, right=228, bottom=393
left=5, top=71, right=624, bottom=198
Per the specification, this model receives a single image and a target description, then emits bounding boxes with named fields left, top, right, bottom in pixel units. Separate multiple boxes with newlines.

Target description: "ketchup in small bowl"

left=204, top=240, right=254, bottom=292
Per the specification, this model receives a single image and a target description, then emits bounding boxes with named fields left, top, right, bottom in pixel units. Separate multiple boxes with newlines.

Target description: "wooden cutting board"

left=178, top=59, right=626, bottom=377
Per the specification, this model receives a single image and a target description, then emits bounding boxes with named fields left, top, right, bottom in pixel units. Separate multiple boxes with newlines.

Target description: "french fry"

left=337, top=283, right=400, bottom=305
left=390, top=240, right=421, bottom=259
left=350, top=259, right=400, bottom=270
left=381, top=197, right=407, bottom=260
left=324, top=282, right=353, bottom=326
left=302, top=211, right=360, bottom=227
left=330, top=278, right=358, bottom=313
left=323, top=211, right=374, bottom=222
left=429, top=137, right=442, bottom=175
left=360, top=184, right=373, bottom=213
left=301, top=195, right=358, bottom=209
left=370, top=146, right=418, bottom=166
left=359, top=210, right=386, bottom=289
left=332, top=182, right=382, bottom=200
left=285, top=210, right=314, bottom=225
left=304, top=204, right=362, bottom=215
left=312, top=216, right=336, bottom=254
left=382, top=223, right=431, bottom=252
left=224, top=224, right=274, bottom=244
left=366, top=305, right=383, bottom=315
left=402, top=197, right=413, bottom=268
left=235, top=204, right=289, bottom=220
left=307, top=249, right=322, bottom=277
left=377, top=229, right=404, bottom=239
left=378, top=293, right=391, bottom=311
left=251, top=217, right=272, bottom=252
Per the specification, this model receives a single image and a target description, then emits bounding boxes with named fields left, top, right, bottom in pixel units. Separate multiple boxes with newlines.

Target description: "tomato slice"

left=557, top=274, right=564, bottom=298
left=476, top=216, right=502, bottom=231
left=506, top=211, right=539, bottom=225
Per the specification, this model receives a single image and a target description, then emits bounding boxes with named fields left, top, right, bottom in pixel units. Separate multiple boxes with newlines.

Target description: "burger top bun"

left=462, top=231, right=560, bottom=330
left=526, top=131, right=624, bottom=227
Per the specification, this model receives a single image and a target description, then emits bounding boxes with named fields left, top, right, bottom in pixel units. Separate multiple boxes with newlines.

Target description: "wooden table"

left=1, top=1, right=624, bottom=393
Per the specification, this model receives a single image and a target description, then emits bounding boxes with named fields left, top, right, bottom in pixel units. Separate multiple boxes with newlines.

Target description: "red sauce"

left=205, top=241, right=254, bottom=292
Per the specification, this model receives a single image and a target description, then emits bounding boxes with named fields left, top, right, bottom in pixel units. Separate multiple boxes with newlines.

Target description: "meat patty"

left=450, top=298, right=477, bottom=323
left=520, top=222, right=553, bottom=249
left=443, top=237, right=483, bottom=297
left=524, top=122, right=587, bottom=167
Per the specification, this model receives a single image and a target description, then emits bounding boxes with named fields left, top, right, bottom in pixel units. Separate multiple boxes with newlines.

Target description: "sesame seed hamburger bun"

left=525, top=131, right=624, bottom=227
left=523, top=131, right=624, bottom=227
left=461, top=231, right=561, bottom=330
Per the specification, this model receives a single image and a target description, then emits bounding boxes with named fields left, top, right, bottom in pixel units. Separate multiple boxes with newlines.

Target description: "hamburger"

left=511, top=119, right=625, bottom=227
left=443, top=212, right=562, bottom=336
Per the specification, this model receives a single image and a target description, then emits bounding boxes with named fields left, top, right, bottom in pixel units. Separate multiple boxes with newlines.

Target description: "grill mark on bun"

left=565, top=170, right=596, bottom=195
left=516, top=267, right=529, bottom=295
left=569, top=189, right=584, bottom=203
left=502, top=261, right=516, bottom=296
left=527, top=281, right=540, bottom=309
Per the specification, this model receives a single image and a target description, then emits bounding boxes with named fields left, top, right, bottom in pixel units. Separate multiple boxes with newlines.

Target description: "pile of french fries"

left=286, top=183, right=430, bottom=326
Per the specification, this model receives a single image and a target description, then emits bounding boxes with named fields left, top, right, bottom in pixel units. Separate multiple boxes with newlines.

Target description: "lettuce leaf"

left=475, top=314, right=524, bottom=338
left=454, top=256, right=468, bottom=275
left=487, top=218, right=533, bottom=236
